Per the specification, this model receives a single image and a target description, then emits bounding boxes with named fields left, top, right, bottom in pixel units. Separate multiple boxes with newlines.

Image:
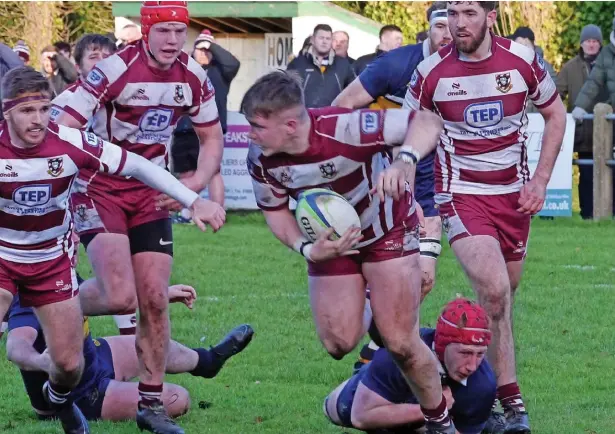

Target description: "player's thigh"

left=104, top=335, right=139, bottom=381
left=101, top=381, right=189, bottom=421
left=86, top=233, right=136, bottom=298
left=363, top=254, right=422, bottom=344
left=308, top=271, right=366, bottom=345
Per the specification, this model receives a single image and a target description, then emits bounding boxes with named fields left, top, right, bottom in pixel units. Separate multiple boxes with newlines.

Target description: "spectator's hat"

left=194, top=29, right=215, bottom=50
left=580, top=24, right=603, bottom=45
left=434, top=298, right=491, bottom=362
left=140, top=1, right=189, bottom=43
left=13, top=40, right=30, bottom=63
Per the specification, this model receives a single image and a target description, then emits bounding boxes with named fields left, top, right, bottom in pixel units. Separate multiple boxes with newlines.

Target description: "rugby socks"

left=138, top=382, right=163, bottom=407
left=45, top=381, right=71, bottom=407
left=114, top=311, right=137, bottom=335
left=421, top=395, right=451, bottom=426
left=189, top=347, right=220, bottom=379
left=497, top=382, right=526, bottom=412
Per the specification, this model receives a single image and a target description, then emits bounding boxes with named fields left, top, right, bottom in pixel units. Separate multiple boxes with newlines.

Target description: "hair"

left=447, top=1, right=497, bottom=12
left=54, top=41, right=71, bottom=54
left=379, top=25, right=402, bottom=39
left=41, top=45, right=56, bottom=54
left=240, top=70, right=305, bottom=119
left=73, top=34, right=117, bottom=67
left=313, top=24, right=332, bottom=35
left=416, top=31, right=429, bottom=43
left=332, top=30, right=349, bottom=39
left=511, top=26, right=535, bottom=43
left=426, top=1, right=448, bottom=21
left=1, top=66, right=52, bottom=101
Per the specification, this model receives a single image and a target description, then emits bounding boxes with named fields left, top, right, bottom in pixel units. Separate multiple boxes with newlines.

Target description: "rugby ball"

left=295, top=188, right=361, bottom=242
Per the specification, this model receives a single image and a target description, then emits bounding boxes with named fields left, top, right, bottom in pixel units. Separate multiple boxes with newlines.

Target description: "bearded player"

left=56, top=2, right=225, bottom=432
left=404, top=2, right=567, bottom=432
left=0, top=66, right=223, bottom=434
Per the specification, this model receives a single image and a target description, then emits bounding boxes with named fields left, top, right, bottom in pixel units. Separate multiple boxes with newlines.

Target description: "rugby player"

left=333, top=2, right=452, bottom=301
left=0, top=66, right=224, bottom=434
left=245, top=70, right=457, bottom=434
left=324, top=298, right=495, bottom=434
left=6, top=282, right=253, bottom=423
left=403, top=2, right=567, bottom=432
left=50, top=33, right=138, bottom=336
left=56, top=2, right=225, bottom=431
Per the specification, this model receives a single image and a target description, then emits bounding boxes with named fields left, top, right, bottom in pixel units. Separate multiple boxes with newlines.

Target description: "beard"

left=454, top=20, right=488, bottom=54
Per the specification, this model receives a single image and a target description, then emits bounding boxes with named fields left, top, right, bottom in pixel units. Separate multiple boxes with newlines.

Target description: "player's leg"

left=101, top=381, right=190, bottom=421
left=364, top=254, right=448, bottom=427
left=323, top=379, right=351, bottom=427
left=308, top=271, right=366, bottom=360
left=419, top=216, right=442, bottom=301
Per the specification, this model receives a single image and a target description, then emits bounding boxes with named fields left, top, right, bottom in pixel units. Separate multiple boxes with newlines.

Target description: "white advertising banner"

left=264, top=33, right=293, bottom=70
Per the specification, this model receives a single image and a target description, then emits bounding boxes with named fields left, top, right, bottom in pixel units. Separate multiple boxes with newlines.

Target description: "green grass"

left=1, top=214, right=615, bottom=433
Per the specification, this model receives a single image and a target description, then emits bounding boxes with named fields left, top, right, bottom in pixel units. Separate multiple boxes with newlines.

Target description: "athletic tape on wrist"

left=400, top=145, right=421, bottom=163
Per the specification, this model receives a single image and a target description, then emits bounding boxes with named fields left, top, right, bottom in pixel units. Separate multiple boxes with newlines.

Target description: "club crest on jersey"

left=174, top=85, right=185, bottom=103
left=361, top=112, right=379, bottom=134
left=47, top=157, right=64, bottom=177
left=495, top=73, right=512, bottom=93
left=319, top=162, right=337, bottom=179
left=279, top=169, right=293, bottom=185
left=75, top=204, right=88, bottom=222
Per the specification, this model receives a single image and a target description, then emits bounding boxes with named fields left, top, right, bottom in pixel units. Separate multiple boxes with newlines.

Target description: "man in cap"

left=324, top=298, right=496, bottom=433
left=56, top=2, right=226, bottom=432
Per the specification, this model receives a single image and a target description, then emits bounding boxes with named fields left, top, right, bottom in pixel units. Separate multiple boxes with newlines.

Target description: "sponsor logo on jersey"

left=139, top=108, right=173, bottom=132
left=495, top=72, right=512, bottom=93
left=409, top=69, right=419, bottom=88
left=50, top=106, right=62, bottom=121
left=1, top=163, right=17, bottom=178
left=537, top=55, right=546, bottom=71
left=319, top=162, right=337, bottom=179
left=86, top=69, right=104, bottom=86
left=47, top=157, right=65, bottom=177
left=174, top=84, right=185, bottom=103
left=82, top=131, right=101, bottom=148
left=361, top=112, right=379, bottom=134
left=131, top=88, right=150, bottom=101
left=12, top=184, right=52, bottom=207
left=464, top=101, right=503, bottom=128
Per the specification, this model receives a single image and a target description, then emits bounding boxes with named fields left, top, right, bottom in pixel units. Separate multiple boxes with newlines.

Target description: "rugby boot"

left=425, top=419, right=457, bottom=434
left=137, top=401, right=185, bottom=434
left=42, top=383, right=90, bottom=434
left=204, top=324, right=254, bottom=378
left=503, top=408, right=531, bottom=434
left=482, top=411, right=507, bottom=434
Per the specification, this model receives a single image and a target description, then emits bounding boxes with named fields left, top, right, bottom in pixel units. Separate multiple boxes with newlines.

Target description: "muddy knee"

left=480, top=289, right=509, bottom=321
left=52, top=353, right=84, bottom=387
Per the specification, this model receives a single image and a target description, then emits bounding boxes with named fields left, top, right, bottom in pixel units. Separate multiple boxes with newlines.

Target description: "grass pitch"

left=0, top=213, right=614, bottom=433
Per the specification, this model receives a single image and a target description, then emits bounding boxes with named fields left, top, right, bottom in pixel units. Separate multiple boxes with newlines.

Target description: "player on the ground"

left=6, top=283, right=253, bottom=423
left=51, top=33, right=137, bottom=335
left=55, top=2, right=225, bottom=432
left=333, top=2, right=451, bottom=301
left=404, top=2, right=567, bottom=433
left=245, top=70, right=457, bottom=434
left=324, top=298, right=495, bottom=434
left=0, top=66, right=223, bottom=434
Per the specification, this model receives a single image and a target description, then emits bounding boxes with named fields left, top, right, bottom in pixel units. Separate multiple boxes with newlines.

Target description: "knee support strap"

left=420, top=237, right=441, bottom=259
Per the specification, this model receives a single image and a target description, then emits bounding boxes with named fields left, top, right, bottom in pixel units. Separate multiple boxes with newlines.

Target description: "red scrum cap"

left=140, top=1, right=189, bottom=43
left=434, top=298, right=491, bottom=362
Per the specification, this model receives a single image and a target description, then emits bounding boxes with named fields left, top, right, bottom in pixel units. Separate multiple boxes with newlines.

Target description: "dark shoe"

left=425, top=419, right=456, bottom=434
left=137, top=402, right=184, bottom=434
left=43, top=383, right=90, bottom=434
left=207, top=324, right=254, bottom=375
left=482, top=411, right=507, bottom=434
left=503, top=408, right=531, bottom=434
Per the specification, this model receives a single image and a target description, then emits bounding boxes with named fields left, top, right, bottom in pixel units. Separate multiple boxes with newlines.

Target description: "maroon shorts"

left=71, top=185, right=169, bottom=236
left=0, top=253, right=79, bottom=307
left=438, top=192, right=531, bottom=262
left=307, top=214, right=420, bottom=277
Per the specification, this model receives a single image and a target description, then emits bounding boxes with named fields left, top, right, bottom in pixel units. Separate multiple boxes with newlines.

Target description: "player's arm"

left=6, top=327, right=51, bottom=373
left=190, top=122, right=224, bottom=191
left=534, top=97, right=567, bottom=183
left=332, top=78, right=375, bottom=109
left=350, top=382, right=425, bottom=430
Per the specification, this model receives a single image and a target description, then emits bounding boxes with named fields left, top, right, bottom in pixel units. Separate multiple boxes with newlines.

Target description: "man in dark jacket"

left=286, top=24, right=355, bottom=108
left=353, top=25, right=404, bottom=76
left=557, top=24, right=606, bottom=219
left=0, top=43, right=24, bottom=119
left=171, top=30, right=240, bottom=213
left=40, top=45, right=78, bottom=97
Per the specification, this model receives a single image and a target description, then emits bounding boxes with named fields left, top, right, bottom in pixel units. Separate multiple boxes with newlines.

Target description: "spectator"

left=171, top=29, right=240, bottom=212
left=54, top=41, right=72, bottom=60
left=40, top=45, right=78, bottom=97
left=557, top=24, right=605, bottom=219
left=116, top=23, right=142, bottom=49
left=0, top=42, right=24, bottom=119
left=353, top=25, right=404, bottom=75
left=13, top=40, right=30, bottom=65
left=287, top=24, right=355, bottom=108
left=332, top=30, right=354, bottom=63
left=416, top=30, right=429, bottom=44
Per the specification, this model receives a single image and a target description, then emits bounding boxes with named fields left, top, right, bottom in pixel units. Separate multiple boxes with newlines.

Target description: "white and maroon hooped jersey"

left=50, top=79, right=79, bottom=123
left=61, top=41, right=219, bottom=193
left=404, top=35, right=558, bottom=199
left=247, top=107, right=416, bottom=248
left=0, top=122, right=127, bottom=263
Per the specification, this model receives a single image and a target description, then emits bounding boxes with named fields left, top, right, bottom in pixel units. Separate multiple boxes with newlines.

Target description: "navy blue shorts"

left=336, top=371, right=363, bottom=428
left=415, top=152, right=437, bottom=218
left=73, top=338, right=115, bottom=420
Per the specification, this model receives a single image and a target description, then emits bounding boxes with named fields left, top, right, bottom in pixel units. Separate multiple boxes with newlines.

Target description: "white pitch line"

left=201, top=293, right=307, bottom=302
left=562, top=265, right=596, bottom=271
